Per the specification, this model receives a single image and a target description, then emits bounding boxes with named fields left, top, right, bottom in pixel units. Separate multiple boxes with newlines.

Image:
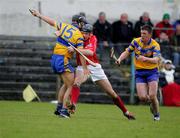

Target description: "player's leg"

left=51, top=54, right=67, bottom=115
left=94, top=78, right=135, bottom=119
left=136, top=83, right=149, bottom=103
left=69, top=67, right=89, bottom=113
left=71, top=69, right=85, bottom=104
left=95, top=79, right=127, bottom=113
left=89, top=64, right=135, bottom=119
left=148, top=81, right=160, bottom=121
left=51, top=55, right=75, bottom=118
left=135, top=69, right=149, bottom=103
left=54, top=83, right=67, bottom=115
left=147, top=68, right=160, bottom=121
left=59, top=71, right=75, bottom=118
left=58, top=83, right=67, bottom=104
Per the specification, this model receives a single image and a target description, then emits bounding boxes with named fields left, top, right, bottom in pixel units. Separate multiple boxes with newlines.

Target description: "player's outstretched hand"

left=115, top=58, right=121, bottom=65
left=54, top=31, right=61, bottom=37
left=29, top=9, right=40, bottom=17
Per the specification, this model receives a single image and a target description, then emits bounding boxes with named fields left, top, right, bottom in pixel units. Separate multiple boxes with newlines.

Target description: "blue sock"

left=154, top=112, right=160, bottom=117
left=56, top=103, right=62, bottom=111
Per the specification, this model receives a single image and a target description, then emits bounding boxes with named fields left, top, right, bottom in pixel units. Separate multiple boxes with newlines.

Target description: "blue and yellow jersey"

left=126, top=37, right=161, bottom=69
left=53, top=22, right=84, bottom=59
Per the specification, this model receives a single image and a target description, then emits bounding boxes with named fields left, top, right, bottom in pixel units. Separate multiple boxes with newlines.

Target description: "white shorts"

left=76, top=63, right=108, bottom=82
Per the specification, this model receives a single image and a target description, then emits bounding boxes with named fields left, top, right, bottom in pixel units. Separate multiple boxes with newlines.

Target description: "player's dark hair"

left=72, top=15, right=87, bottom=24
left=141, top=25, right=153, bottom=34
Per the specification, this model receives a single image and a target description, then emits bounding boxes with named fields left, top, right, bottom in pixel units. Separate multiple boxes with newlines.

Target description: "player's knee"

left=73, top=83, right=80, bottom=88
left=149, top=94, right=156, bottom=100
left=111, top=92, right=118, bottom=98
left=139, top=96, right=148, bottom=102
left=106, top=89, right=117, bottom=98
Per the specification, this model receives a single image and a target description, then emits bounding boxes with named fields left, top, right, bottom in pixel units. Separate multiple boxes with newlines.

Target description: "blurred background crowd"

left=0, top=0, right=180, bottom=105
left=84, top=11, right=180, bottom=67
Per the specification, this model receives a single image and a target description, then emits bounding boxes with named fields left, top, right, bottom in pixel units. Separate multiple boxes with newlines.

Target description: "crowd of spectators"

left=80, top=11, right=180, bottom=66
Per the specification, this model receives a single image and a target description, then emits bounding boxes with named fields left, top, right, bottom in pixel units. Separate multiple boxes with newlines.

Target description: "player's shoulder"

left=151, top=38, right=160, bottom=46
left=134, top=37, right=141, bottom=41
left=73, top=31, right=83, bottom=42
left=74, top=30, right=83, bottom=39
left=91, top=35, right=97, bottom=41
left=131, top=37, right=141, bottom=44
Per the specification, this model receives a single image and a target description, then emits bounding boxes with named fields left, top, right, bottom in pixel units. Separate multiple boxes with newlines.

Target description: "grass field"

left=0, top=101, right=180, bottom=138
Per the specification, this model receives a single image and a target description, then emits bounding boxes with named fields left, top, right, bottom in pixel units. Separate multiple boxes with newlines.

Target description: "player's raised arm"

left=116, top=50, right=130, bottom=65
left=29, top=9, right=56, bottom=27
left=116, top=39, right=135, bottom=65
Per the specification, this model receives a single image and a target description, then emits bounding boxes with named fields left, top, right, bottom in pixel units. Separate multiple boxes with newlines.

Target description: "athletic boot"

left=150, top=103, right=160, bottom=121
left=67, top=103, right=76, bottom=114
left=59, top=108, right=70, bottom=118
left=154, top=113, right=160, bottom=121
left=124, top=111, right=136, bottom=120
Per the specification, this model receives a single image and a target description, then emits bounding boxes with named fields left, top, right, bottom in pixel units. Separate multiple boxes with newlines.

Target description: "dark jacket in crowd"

left=156, top=39, right=172, bottom=59
left=111, top=20, right=134, bottom=43
left=93, top=20, right=112, bottom=42
left=134, top=16, right=154, bottom=37
left=170, top=34, right=180, bottom=53
left=171, top=34, right=180, bottom=46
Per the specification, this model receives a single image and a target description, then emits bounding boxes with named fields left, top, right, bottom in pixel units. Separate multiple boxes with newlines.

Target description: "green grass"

left=0, top=101, right=180, bottom=138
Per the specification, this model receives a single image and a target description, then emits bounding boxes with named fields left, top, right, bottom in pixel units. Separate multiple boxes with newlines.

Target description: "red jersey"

left=76, top=35, right=99, bottom=65
left=155, top=21, right=174, bottom=38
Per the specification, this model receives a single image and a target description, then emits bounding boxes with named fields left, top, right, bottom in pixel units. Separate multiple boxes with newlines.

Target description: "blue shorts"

left=135, top=68, right=159, bottom=83
left=51, top=54, right=74, bottom=74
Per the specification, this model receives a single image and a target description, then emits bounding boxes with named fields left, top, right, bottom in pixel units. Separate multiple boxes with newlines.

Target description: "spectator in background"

left=93, top=12, right=112, bottom=60
left=170, top=24, right=180, bottom=66
left=111, top=13, right=134, bottom=54
left=159, top=59, right=180, bottom=106
left=154, top=13, right=174, bottom=39
left=156, top=32, right=172, bottom=59
left=134, top=12, right=153, bottom=37
left=160, top=60, right=175, bottom=87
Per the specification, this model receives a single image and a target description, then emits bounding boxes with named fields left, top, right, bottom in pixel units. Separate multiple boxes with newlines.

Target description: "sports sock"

left=151, top=97, right=159, bottom=114
left=71, top=85, right=80, bottom=105
left=113, top=96, right=127, bottom=113
left=56, top=102, right=62, bottom=112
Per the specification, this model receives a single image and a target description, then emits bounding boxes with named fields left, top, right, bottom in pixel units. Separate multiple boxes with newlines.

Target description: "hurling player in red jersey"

left=68, top=24, right=135, bottom=120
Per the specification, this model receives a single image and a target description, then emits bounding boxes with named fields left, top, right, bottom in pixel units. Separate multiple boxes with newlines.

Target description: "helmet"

left=72, top=14, right=87, bottom=24
left=81, top=24, right=93, bottom=33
